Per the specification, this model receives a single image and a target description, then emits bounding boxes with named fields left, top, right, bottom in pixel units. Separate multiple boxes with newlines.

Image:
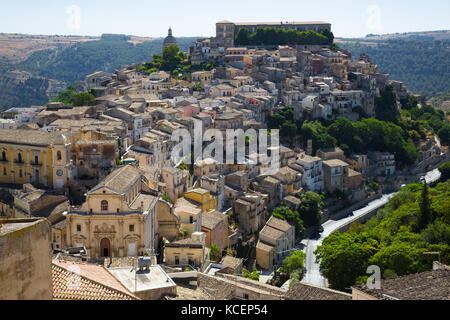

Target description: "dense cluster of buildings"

left=0, top=20, right=447, bottom=301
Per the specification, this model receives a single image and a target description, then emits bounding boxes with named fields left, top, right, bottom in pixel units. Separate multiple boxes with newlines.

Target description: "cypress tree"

left=418, top=183, right=432, bottom=230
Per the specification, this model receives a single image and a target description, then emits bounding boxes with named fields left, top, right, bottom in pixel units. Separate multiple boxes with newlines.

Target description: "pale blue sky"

left=0, top=0, right=449, bottom=38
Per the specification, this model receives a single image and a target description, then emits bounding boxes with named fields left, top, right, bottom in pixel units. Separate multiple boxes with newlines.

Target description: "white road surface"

left=301, top=168, right=442, bottom=287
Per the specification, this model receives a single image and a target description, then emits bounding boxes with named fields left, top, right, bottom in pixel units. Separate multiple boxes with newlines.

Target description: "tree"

left=272, top=206, right=305, bottom=239
left=375, top=85, right=399, bottom=123
left=72, top=92, right=96, bottom=106
left=160, top=45, right=183, bottom=72
left=210, top=244, right=221, bottom=262
left=234, top=27, right=333, bottom=46
left=418, top=183, right=433, bottom=230
left=438, top=162, right=450, bottom=182
left=368, top=242, right=425, bottom=276
left=280, top=251, right=306, bottom=276
left=243, top=268, right=259, bottom=281
left=235, top=28, right=250, bottom=46
left=314, top=232, right=375, bottom=291
left=400, top=95, right=418, bottom=110
left=438, top=124, right=450, bottom=144
left=298, top=192, right=323, bottom=227
left=52, top=85, right=76, bottom=105
left=420, top=220, right=450, bottom=245
left=301, top=121, right=336, bottom=154
left=280, top=121, right=298, bottom=142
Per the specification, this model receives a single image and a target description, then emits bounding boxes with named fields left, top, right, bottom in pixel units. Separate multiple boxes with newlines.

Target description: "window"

left=57, top=151, right=62, bottom=161
left=53, top=233, right=56, bottom=242
left=76, top=224, right=81, bottom=232
left=1, top=151, right=6, bottom=161
left=18, top=153, right=22, bottom=163
left=3, top=167, right=6, bottom=176
left=34, top=155, right=38, bottom=165
left=129, top=224, right=134, bottom=232
left=19, top=169, right=22, bottom=178
left=101, top=200, right=109, bottom=211
left=189, top=216, right=194, bottom=224
left=243, top=294, right=249, bottom=300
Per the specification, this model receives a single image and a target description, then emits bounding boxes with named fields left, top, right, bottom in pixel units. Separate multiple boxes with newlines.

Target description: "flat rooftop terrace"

left=108, top=265, right=176, bottom=294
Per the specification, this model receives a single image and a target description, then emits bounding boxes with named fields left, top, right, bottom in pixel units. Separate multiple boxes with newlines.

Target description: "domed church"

left=163, top=27, right=178, bottom=51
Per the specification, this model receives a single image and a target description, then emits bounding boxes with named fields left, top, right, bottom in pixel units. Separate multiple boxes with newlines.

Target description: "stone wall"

left=0, top=218, right=53, bottom=299
left=197, top=272, right=286, bottom=300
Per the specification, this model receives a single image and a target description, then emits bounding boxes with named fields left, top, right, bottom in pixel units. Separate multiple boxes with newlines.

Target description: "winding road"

left=301, top=168, right=442, bottom=287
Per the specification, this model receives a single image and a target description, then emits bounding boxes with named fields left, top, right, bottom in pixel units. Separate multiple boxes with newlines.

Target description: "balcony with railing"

left=14, top=159, right=25, bottom=166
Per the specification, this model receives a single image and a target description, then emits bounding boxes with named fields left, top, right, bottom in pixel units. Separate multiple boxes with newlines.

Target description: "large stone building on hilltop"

left=215, top=20, right=332, bottom=48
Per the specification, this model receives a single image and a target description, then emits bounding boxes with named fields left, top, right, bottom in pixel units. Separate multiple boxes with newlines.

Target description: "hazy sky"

left=0, top=0, right=449, bottom=38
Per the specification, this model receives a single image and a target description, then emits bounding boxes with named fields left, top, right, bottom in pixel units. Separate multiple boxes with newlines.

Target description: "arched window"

left=101, top=200, right=109, bottom=211
left=57, top=151, right=62, bottom=161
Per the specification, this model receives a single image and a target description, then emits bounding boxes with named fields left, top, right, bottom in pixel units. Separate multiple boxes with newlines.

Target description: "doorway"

left=100, top=238, right=111, bottom=257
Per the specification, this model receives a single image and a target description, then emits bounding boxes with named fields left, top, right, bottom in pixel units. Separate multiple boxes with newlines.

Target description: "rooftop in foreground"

left=108, top=265, right=176, bottom=294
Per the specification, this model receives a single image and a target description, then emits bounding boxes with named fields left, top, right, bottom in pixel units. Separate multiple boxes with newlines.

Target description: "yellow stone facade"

left=184, top=188, right=217, bottom=213
left=64, top=165, right=159, bottom=259
left=0, top=129, right=72, bottom=190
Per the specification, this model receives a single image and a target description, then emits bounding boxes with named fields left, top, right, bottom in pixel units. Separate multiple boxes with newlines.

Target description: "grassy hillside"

left=338, top=39, right=450, bottom=96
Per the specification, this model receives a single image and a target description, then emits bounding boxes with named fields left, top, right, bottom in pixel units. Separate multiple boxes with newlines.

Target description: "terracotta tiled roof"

left=266, top=216, right=293, bottom=233
left=352, top=269, right=450, bottom=300
left=220, top=255, right=243, bottom=270
left=52, top=260, right=139, bottom=300
left=166, top=238, right=203, bottom=248
left=201, top=211, right=225, bottom=230
left=286, top=282, right=351, bottom=300
left=0, top=129, right=67, bottom=146
left=90, top=165, right=143, bottom=194
left=256, top=240, right=275, bottom=252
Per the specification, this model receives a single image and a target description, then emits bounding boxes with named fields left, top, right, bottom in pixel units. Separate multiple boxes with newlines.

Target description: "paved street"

left=301, top=168, right=442, bottom=288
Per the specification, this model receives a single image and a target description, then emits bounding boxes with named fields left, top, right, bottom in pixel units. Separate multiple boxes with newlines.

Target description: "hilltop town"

left=0, top=20, right=449, bottom=301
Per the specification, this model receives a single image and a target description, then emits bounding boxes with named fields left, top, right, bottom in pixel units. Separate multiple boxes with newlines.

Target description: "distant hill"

left=0, top=34, right=198, bottom=111
left=337, top=31, right=450, bottom=97
left=347, top=30, right=450, bottom=42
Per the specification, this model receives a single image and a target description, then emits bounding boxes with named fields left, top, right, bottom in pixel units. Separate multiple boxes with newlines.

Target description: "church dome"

left=163, top=27, right=178, bottom=50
